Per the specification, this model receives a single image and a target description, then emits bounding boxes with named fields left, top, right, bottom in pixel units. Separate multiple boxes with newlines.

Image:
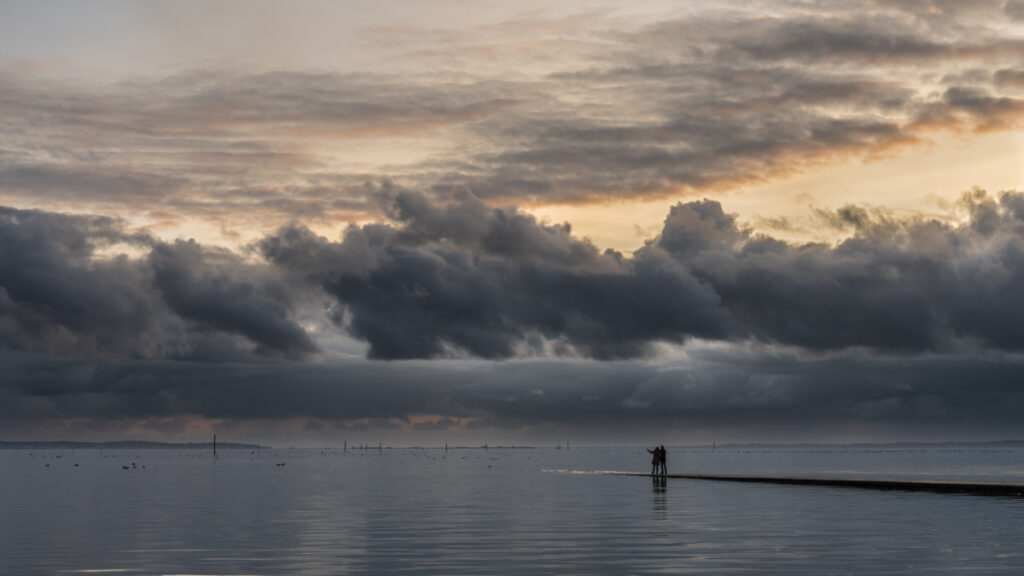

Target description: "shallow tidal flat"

left=3, top=444, right=1023, bottom=574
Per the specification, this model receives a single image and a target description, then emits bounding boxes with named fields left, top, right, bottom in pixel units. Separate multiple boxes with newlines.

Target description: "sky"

left=1, top=0, right=1024, bottom=446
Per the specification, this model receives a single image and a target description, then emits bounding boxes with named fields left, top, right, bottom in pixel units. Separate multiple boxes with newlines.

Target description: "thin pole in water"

left=213, top=433, right=217, bottom=459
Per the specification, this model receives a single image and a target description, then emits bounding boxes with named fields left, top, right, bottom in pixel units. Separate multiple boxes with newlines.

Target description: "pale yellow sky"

left=121, top=127, right=1022, bottom=253
left=533, top=130, right=1024, bottom=253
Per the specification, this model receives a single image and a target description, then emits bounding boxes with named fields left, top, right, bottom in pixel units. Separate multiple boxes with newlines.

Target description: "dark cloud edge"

left=259, top=186, right=1024, bottom=360
left=3, top=347, right=1024, bottom=442
left=6, top=187, right=1024, bottom=362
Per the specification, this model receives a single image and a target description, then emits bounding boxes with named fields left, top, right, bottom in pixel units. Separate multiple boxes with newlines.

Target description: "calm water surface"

left=2, top=445, right=1023, bottom=575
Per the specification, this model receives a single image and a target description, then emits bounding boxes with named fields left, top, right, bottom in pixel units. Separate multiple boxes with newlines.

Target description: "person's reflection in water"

left=651, top=475, right=668, bottom=523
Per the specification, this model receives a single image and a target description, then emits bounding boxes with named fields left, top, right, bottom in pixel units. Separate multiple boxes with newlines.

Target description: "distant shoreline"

left=0, top=440, right=1020, bottom=451
left=0, top=440, right=269, bottom=450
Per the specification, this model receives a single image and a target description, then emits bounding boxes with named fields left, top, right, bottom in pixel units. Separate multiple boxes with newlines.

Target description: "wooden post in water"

left=213, top=433, right=217, bottom=459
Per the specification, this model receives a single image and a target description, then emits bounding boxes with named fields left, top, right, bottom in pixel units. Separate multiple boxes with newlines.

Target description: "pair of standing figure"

left=647, top=445, right=667, bottom=476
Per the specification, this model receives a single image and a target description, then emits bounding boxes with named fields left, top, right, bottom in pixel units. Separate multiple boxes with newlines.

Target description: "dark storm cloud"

left=8, top=187, right=1024, bottom=363
left=0, top=206, right=312, bottom=359
left=259, top=188, right=1024, bottom=359
left=3, top=349, right=1024, bottom=441
left=261, top=189, right=736, bottom=359
left=645, top=190, right=1024, bottom=353
left=0, top=206, right=170, bottom=356
left=5, top=195, right=1024, bottom=438
left=148, top=240, right=317, bottom=358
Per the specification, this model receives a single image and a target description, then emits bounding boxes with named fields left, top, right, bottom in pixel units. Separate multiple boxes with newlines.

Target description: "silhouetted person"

left=647, top=446, right=661, bottom=476
left=658, top=445, right=667, bottom=476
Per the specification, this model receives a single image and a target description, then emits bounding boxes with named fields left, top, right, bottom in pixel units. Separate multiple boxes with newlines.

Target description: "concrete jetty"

left=605, top=472, right=1024, bottom=496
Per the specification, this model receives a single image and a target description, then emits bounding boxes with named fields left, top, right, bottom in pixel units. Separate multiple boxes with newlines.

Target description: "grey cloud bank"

left=3, top=190, right=1024, bottom=441
left=3, top=345, right=1024, bottom=444
left=261, top=188, right=1024, bottom=359
left=0, top=206, right=313, bottom=360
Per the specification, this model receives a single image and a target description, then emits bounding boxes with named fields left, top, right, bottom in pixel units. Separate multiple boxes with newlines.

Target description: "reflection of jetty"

left=599, top=471, right=1024, bottom=497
